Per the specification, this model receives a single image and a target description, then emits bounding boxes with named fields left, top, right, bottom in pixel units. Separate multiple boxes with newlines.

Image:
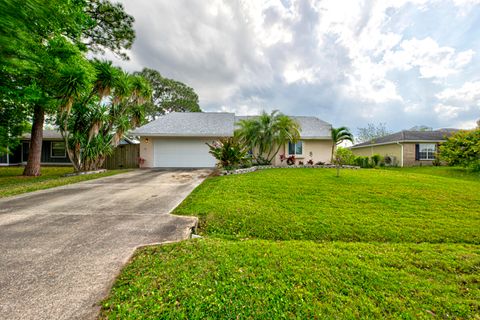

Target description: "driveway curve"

left=0, top=169, right=210, bottom=320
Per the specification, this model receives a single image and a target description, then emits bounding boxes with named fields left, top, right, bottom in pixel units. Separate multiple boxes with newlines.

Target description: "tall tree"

left=137, top=68, right=201, bottom=120
left=83, top=0, right=135, bottom=60
left=330, top=127, right=354, bottom=162
left=356, top=123, right=391, bottom=144
left=0, top=0, right=136, bottom=176
left=0, top=75, right=30, bottom=155
left=0, top=0, right=86, bottom=174
left=235, top=110, right=301, bottom=164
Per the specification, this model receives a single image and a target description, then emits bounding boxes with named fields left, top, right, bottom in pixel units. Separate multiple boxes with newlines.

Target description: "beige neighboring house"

left=350, top=129, right=458, bottom=167
left=131, top=112, right=333, bottom=168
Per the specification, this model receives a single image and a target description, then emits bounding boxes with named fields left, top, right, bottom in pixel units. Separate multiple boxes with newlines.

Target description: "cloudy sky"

left=108, top=0, right=480, bottom=131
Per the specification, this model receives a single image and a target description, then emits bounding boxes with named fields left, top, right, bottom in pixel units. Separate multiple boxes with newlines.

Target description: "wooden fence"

left=102, top=144, right=139, bottom=169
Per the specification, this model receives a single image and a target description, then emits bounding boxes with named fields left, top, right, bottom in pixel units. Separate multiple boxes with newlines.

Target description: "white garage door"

left=153, top=138, right=217, bottom=168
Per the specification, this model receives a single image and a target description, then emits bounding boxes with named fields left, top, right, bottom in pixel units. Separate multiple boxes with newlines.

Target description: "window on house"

left=288, top=141, right=303, bottom=155
left=51, top=141, right=66, bottom=158
left=418, top=143, right=436, bottom=160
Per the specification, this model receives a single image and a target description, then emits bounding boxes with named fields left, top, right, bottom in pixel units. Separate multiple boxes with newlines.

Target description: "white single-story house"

left=131, top=112, right=333, bottom=168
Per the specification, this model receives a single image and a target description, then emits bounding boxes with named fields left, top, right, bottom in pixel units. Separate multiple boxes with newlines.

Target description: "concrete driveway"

left=0, top=169, right=210, bottom=320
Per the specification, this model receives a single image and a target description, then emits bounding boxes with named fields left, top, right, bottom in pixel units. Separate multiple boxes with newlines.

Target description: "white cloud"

left=436, top=81, right=480, bottom=104
left=454, top=119, right=478, bottom=129
left=219, top=104, right=263, bottom=115
left=240, top=0, right=296, bottom=47
left=433, top=81, right=480, bottom=122
left=383, top=37, right=475, bottom=79
left=433, top=103, right=464, bottom=119
left=283, top=61, right=316, bottom=84
left=110, top=0, right=480, bottom=130
left=451, top=0, right=480, bottom=15
left=452, top=0, right=480, bottom=5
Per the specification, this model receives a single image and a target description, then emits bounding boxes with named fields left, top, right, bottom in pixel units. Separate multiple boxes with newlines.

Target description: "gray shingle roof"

left=131, top=112, right=236, bottom=137
left=351, top=129, right=459, bottom=148
left=235, top=116, right=332, bottom=139
left=22, top=129, right=62, bottom=140
left=132, top=112, right=333, bottom=139
left=21, top=129, right=138, bottom=144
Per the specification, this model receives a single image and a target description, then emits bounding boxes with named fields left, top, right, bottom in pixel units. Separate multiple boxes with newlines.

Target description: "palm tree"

left=236, top=110, right=300, bottom=164
left=269, top=113, right=301, bottom=163
left=330, top=126, right=354, bottom=162
left=57, top=60, right=152, bottom=172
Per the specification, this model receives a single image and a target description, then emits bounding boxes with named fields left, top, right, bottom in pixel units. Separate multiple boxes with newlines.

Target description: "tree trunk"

left=268, top=143, right=284, bottom=164
left=23, top=105, right=44, bottom=176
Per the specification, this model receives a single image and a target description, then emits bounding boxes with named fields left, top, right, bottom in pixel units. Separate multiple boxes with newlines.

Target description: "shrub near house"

left=206, top=137, right=250, bottom=170
left=440, top=128, right=480, bottom=171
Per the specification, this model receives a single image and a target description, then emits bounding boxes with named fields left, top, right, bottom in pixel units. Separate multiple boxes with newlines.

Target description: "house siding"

left=139, top=137, right=155, bottom=168
left=22, top=140, right=70, bottom=164
left=139, top=137, right=333, bottom=168
left=0, top=145, right=24, bottom=165
left=351, top=142, right=443, bottom=167
left=402, top=142, right=437, bottom=166
left=272, top=139, right=333, bottom=166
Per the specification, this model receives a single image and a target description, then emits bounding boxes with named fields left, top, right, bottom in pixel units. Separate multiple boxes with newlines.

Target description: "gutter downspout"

left=396, top=141, right=403, bottom=167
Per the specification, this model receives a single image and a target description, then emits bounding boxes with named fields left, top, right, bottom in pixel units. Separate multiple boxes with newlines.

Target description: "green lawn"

left=0, top=166, right=129, bottom=198
left=174, top=168, right=479, bottom=244
left=384, top=166, right=480, bottom=182
left=101, top=168, right=480, bottom=319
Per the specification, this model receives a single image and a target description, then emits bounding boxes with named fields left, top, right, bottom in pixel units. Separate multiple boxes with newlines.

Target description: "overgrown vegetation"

left=440, top=128, right=480, bottom=171
left=102, top=168, right=479, bottom=318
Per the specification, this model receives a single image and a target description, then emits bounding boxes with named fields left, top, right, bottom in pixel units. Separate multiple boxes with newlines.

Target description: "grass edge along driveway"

left=100, top=167, right=480, bottom=319
left=0, top=166, right=129, bottom=198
